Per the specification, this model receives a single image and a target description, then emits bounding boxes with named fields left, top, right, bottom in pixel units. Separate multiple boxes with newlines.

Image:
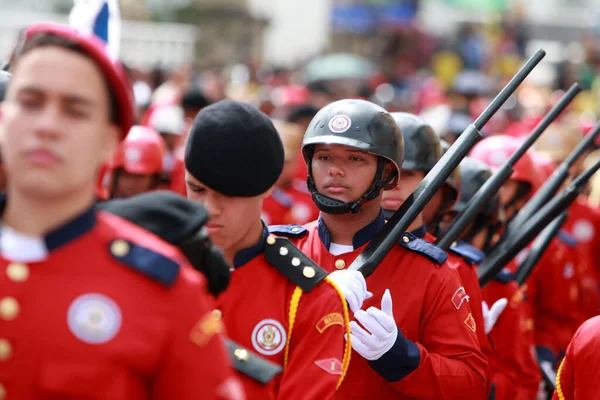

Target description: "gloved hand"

left=349, top=289, right=397, bottom=361
left=328, top=270, right=372, bottom=313
left=482, top=298, right=508, bottom=334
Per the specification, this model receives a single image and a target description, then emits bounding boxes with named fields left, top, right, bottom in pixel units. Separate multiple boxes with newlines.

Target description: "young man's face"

left=185, top=171, right=266, bottom=253
left=381, top=169, right=424, bottom=211
left=311, top=144, right=379, bottom=204
left=0, top=46, right=119, bottom=199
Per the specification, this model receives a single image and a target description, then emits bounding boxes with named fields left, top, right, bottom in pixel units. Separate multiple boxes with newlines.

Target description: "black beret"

left=97, top=191, right=208, bottom=245
left=185, top=99, right=285, bottom=197
left=0, top=71, right=11, bottom=102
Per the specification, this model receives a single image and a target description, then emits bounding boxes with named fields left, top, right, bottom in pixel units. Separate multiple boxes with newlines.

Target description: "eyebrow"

left=314, top=147, right=369, bottom=154
left=185, top=180, right=204, bottom=189
left=17, top=86, right=96, bottom=108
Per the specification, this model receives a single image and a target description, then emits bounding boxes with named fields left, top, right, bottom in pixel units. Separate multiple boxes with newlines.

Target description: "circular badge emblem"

left=328, top=115, right=352, bottom=133
left=251, top=319, right=287, bottom=356
left=572, top=219, right=594, bottom=243
left=67, top=293, right=122, bottom=345
left=125, top=148, right=142, bottom=163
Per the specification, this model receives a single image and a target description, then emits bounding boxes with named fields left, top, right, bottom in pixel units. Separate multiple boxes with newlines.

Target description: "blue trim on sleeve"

left=367, top=333, right=421, bottom=382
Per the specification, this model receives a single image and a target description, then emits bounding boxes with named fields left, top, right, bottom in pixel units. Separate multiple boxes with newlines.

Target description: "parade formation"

left=1, top=1, right=600, bottom=399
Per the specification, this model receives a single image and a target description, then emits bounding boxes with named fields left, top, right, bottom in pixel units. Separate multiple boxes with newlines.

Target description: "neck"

left=223, top=219, right=264, bottom=265
left=321, top=202, right=382, bottom=245
left=3, top=186, right=96, bottom=236
left=408, top=213, right=424, bottom=232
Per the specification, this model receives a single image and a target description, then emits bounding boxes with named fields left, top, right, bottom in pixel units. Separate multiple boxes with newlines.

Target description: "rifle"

left=349, top=49, right=547, bottom=278
left=514, top=212, right=568, bottom=286
left=508, top=120, right=600, bottom=231
left=436, top=83, right=581, bottom=251
left=478, top=157, right=600, bottom=286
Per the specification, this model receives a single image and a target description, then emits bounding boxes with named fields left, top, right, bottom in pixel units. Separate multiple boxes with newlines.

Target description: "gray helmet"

left=0, top=70, right=11, bottom=102
left=453, top=157, right=497, bottom=217
left=391, top=112, right=441, bottom=172
left=302, top=99, right=404, bottom=214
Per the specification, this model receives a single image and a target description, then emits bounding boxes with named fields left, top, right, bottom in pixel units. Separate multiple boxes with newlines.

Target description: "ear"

left=101, top=124, right=120, bottom=162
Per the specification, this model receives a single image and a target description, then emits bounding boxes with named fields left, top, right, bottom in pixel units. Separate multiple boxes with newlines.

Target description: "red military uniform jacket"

left=563, top=199, right=600, bottom=278
left=262, top=186, right=320, bottom=226
left=0, top=207, right=240, bottom=400
left=216, top=225, right=350, bottom=400
left=273, top=213, right=488, bottom=399
left=483, top=268, right=540, bottom=400
left=553, top=315, right=600, bottom=400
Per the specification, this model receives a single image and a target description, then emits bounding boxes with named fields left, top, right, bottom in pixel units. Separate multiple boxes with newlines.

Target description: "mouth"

left=25, top=148, right=61, bottom=167
left=205, top=224, right=224, bottom=234
left=381, top=197, right=405, bottom=210
left=324, top=182, right=348, bottom=194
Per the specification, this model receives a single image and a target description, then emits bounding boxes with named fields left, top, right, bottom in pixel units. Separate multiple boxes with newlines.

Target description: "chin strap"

left=307, top=158, right=395, bottom=215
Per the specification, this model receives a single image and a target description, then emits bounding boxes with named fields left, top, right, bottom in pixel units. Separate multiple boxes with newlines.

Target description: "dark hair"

left=181, top=86, right=210, bottom=111
left=287, top=104, right=319, bottom=123
left=14, top=33, right=119, bottom=125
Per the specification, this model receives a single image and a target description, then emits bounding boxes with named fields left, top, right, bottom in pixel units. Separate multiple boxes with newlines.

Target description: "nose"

left=328, top=161, right=345, bottom=177
left=203, top=191, right=221, bottom=219
left=35, top=103, right=62, bottom=140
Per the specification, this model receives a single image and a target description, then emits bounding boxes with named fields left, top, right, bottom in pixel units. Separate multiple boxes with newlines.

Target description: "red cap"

left=111, top=126, right=165, bottom=175
left=23, top=22, right=134, bottom=138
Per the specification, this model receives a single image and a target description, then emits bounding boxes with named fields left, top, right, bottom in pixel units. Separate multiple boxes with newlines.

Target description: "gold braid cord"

left=284, top=286, right=303, bottom=368
left=324, top=275, right=352, bottom=389
left=555, top=357, right=566, bottom=400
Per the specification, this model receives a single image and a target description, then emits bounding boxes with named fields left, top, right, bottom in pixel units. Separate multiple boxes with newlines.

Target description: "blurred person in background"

left=0, top=71, right=11, bottom=192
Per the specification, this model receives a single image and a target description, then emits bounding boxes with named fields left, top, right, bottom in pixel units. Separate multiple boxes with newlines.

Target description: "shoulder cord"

left=555, top=357, right=565, bottom=400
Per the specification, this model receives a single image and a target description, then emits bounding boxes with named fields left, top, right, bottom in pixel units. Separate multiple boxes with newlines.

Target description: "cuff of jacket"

left=536, top=345, right=556, bottom=365
left=367, top=332, right=421, bottom=382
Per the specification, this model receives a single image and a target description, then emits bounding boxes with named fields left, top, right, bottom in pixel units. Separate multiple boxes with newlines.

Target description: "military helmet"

left=454, top=157, right=498, bottom=217
left=391, top=112, right=441, bottom=172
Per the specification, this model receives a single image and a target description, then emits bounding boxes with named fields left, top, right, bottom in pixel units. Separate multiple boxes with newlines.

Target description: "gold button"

left=212, top=309, right=223, bottom=321
left=402, top=236, right=410, bottom=243
left=452, top=241, right=458, bottom=247
left=0, top=297, right=19, bottom=320
left=0, top=339, right=11, bottom=361
left=279, top=247, right=289, bottom=256
left=335, top=259, right=345, bottom=270
left=234, top=348, right=249, bottom=361
left=303, top=266, right=316, bottom=278
left=0, top=382, right=5, bottom=400
left=110, top=240, right=130, bottom=257
left=266, top=236, right=276, bottom=245
left=6, top=263, right=29, bottom=282
left=291, top=257, right=301, bottom=267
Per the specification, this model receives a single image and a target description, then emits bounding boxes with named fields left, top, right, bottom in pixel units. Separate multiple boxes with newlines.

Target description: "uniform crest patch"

left=67, top=293, right=122, bottom=345
left=316, top=313, right=344, bottom=333
left=572, top=219, right=594, bottom=243
left=328, top=115, right=352, bottom=133
left=464, top=313, right=476, bottom=332
left=315, top=358, right=343, bottom=375
left=251, top=319, right=287, bottom=356
left=451, top=287, right=469, bottom=310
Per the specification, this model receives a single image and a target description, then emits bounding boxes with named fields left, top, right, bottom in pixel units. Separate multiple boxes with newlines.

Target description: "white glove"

left=482, top=298, right=508, bottom=334
left=348, top=289, right=398, bottom=361
left=328, top=270, right=372, bottom=313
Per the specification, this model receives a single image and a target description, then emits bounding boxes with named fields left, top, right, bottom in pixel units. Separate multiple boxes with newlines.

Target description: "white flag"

left=68, top=0, right=121, bottom=61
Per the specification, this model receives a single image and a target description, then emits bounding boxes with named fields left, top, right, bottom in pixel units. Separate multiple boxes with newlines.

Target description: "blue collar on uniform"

left=317, top=210, right=386, bottom=251
left=410, top=225, right=428, bottom=239
left=233, top=223, right=269, bottom=268
left=0, top=193, right=97, bottom=252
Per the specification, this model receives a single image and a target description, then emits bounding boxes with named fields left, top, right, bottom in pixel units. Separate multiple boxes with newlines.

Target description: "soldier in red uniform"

left=272, top=99, right=488, bottom=399
left=108, top=125, right=166, bottom=198
left=184, top=100, right=351, bottom=400
left=0, top=23, right=241, bottom=400
left=553, top=315, right=600, bottom=400
left=380, top=113, right=494, bottom=397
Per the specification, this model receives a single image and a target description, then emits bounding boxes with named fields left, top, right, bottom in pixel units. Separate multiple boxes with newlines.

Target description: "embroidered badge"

left=451, top=287, right=470, bottom=310
left=67, top=293, right=122, bottom=345
left=464, top=313, right=476, bottom=333
left=251, top=319, right=287, bottom=356
left=190, top=310, right=225, bottom=348
left=315, top=313, right=344, bottom=333
left=328, top=115, right=352, bottom=133
left=572, top=219, right=594, bottom=243
left=315, top=358, right=343, bottom=375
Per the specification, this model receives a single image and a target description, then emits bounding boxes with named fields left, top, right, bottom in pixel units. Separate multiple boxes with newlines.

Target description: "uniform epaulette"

left=449, top=241, right=485, bottom=265
left=557, top=230, right=577, bottom=248
left=268, top=224, right=309, bottom=238
left=225, top=338, right=282, bottom=384
left=494, top=269, right=516, bottom=284
left=264, top=236, right=327, bottom=293
left=397, top=232, right=448, bottom=265
left=108, top=239, right=179, bottom=286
